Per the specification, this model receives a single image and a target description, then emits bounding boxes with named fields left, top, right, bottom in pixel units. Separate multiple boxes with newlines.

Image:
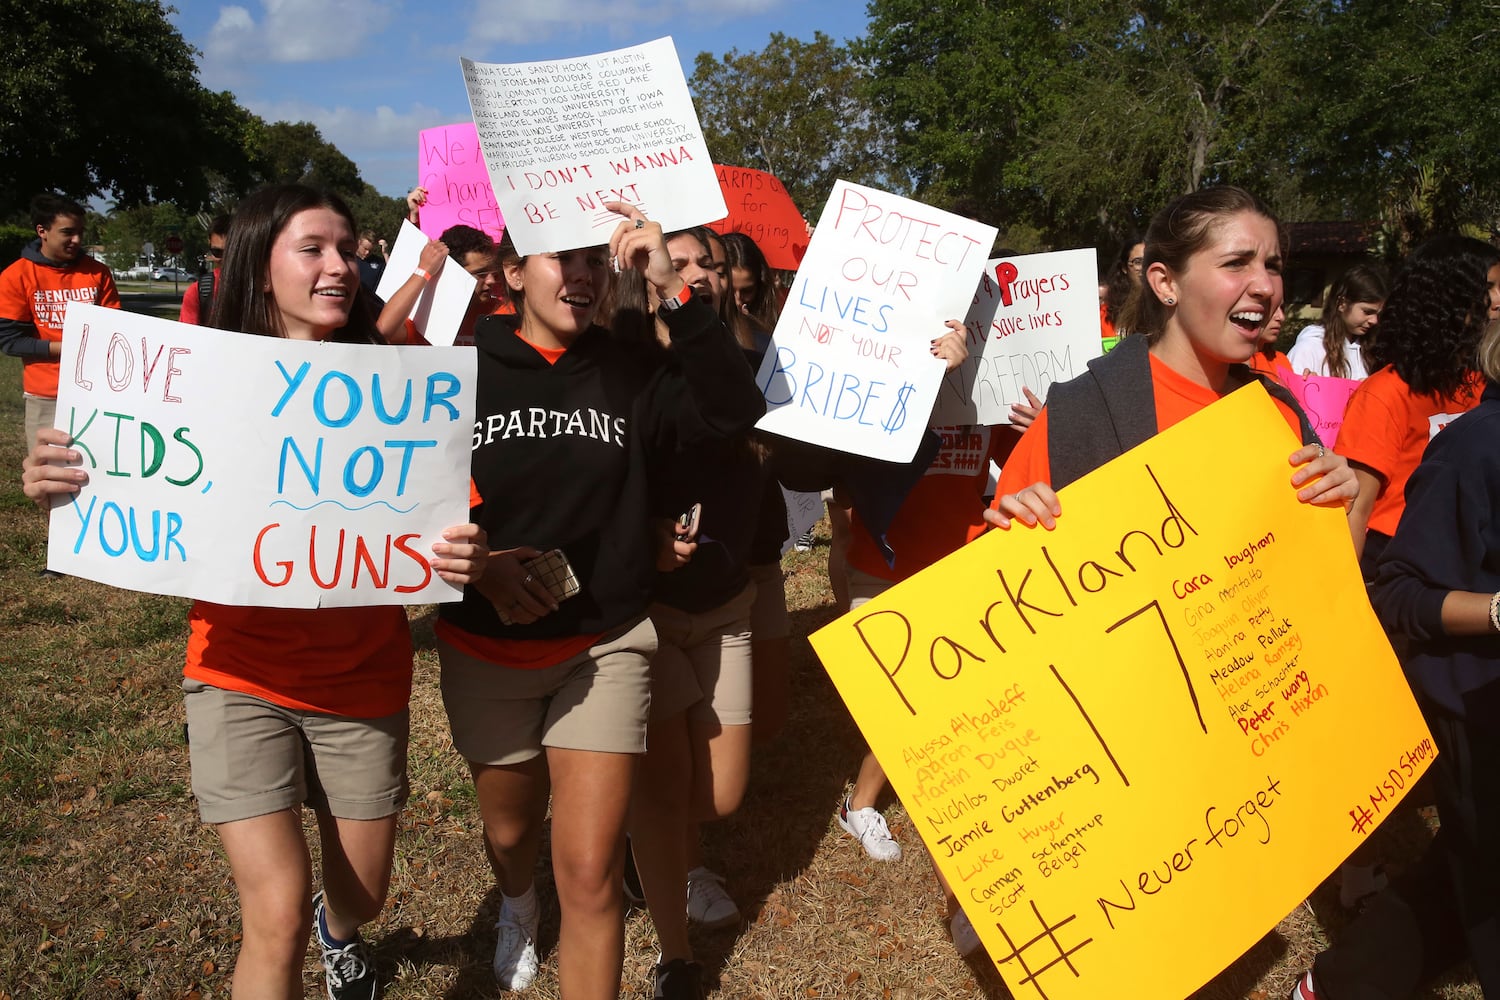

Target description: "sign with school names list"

left=48, top=304, right=476, bottom=608
left=461, top=36, right=726, bottom=256
left=753, top=181, right=998, bottom=463
left=811, top=385, right=1435, bottom=1000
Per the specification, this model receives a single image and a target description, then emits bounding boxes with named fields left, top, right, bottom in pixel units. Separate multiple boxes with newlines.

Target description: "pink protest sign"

left=1283, top=370, right=1362, bottom=446
left=706, top=165, right=808, bottom=271
left=417, top=123, right=504, bottom=241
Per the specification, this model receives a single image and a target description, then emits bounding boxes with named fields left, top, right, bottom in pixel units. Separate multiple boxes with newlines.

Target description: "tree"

left=690, top=32, right=894, bottom=219
left=0, top=0, right=254, bottom=214
left=859, top=1, right=1078, bottom=244
left=861, top=0, right=1500, bottom=249
left=248, top=121, right=364, bottom=197
left=1283, top=0, right=1500, bottom=234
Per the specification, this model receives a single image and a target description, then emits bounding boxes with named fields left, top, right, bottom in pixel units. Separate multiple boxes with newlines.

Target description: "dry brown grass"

left=0, top=348, right=1481, bottom=1000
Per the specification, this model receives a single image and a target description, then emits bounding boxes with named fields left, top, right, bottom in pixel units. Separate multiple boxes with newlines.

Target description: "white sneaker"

left=837, top=796, right=902, bottom=861
left=686, top=866, right=741, bottom=929
left=493, top=898, right=540, bottom=991
left=950, top=908, right=982, bottom=958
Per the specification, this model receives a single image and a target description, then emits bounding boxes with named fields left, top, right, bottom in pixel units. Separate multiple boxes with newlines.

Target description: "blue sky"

left=167, top=0, right=869, bottom=199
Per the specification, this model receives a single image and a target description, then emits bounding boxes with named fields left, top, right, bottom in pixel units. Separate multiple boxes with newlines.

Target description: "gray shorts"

left=648, top=583, right=756, bottom=725
left=24, top=395, right=56, bottom=451
left=182, top=679, right=409, bottom=825
left=438, top=616, right=657, bottom=766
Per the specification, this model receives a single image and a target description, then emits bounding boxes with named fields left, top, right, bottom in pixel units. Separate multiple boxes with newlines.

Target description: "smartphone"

left=675, top=502, right=702, bottom=542
left=496, top=548, right=580, bottom=625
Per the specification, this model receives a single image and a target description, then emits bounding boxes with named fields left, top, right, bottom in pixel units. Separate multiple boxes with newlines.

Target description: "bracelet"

left=413, top=267, right=431, bottom=282
left=1489, top=591, right=1500, bottom=633
left=657, top=282, right=693, bottom=313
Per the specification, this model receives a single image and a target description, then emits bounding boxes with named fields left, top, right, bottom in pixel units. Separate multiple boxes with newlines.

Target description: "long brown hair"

left=209, top=184, right=381, bottom=344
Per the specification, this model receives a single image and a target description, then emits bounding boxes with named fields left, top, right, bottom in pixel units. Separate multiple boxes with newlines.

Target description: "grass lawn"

left=0, top=348, right=1479, bottom=999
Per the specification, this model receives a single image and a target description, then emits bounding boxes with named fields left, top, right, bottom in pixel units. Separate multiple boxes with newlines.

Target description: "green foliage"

left=0, top=0, right=251, bottom=213
left=343, top=183, right=410, bottom=243
left=691, top=31, right=895, bottom=219
left=0, top=225, right=32, bottom=267
left=248, top=121, right=364, bottom=197
left=862, top=0, right=1500, bottom=248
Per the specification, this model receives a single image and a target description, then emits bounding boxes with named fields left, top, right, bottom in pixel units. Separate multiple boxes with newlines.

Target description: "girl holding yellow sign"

left=986, top=186, right=1358, bottom=524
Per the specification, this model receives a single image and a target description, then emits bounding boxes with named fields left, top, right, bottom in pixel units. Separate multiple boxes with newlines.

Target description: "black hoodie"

left=440, top=294, right=766, bottom=640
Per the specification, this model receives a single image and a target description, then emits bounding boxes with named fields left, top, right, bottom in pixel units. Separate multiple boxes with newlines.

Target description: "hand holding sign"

left=47, top=304, right=477, bottom=607
left=753, top=181, right=997, bottom=462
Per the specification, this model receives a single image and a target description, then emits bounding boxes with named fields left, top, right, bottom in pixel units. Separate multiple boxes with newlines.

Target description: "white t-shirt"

left=1286, top=323, right=1370, bottom=379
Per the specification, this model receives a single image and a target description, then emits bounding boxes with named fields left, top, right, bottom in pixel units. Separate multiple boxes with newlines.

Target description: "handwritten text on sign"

left=811, top=386, right=1433, bottom=1000
left=461, top=36, right=726, bottom=256
left=417, top=122, right=504, bottom=241
left=707, top=164, right=807, bottom=271
left=1282, top=370, right=1361, bottom=448
left=932, top=249, right=1103, bottom=426
left=49, top=304, right=477, bottom=608
left=754, top=181, right=997, bottom=463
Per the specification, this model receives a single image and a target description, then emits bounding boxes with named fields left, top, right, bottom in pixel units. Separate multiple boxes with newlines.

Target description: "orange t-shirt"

left=184, top=602, right=413, bottom=717
left=847, top=425, right=1016, bottom=581
left=996, top=354, right=1305, bottom=497
left=0, top=254, right=120, bottom=396
left=436, top=331, right=603, bottom=668
left=1333, top=366, right=1482, bottom=536
left=1248, top=350, right=1292, bottom=385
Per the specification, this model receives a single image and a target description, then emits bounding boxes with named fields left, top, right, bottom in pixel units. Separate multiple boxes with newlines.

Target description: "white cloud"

left=460, top=0, right=780, bottom=48
left=207, top=0, right=396, bottom=63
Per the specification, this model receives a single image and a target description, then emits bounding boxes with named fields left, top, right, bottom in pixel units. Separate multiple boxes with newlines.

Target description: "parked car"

left=151, top=266, right=190, bottom=282
left=115, top=263, right=154, bottom=280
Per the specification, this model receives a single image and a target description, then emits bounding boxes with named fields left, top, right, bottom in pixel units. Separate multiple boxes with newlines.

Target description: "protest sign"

left=932, top=249, right=1103, bottom=425
left=48, top=304, right=477, bottom=608
left=753, top=181, right=998, bottom=463
left=782, top=487, right=824, bottom=555
left=707, top=164, right=807, bottom=270
left=376, top=220, right=478, bottom=347
left=811, top=385, right=1433, bottom=1000
left=461, top=37, right=726, bottom=256
left=417, top=122, right=504, bottom=241
left=1282, top=370, right=1362, bottom=447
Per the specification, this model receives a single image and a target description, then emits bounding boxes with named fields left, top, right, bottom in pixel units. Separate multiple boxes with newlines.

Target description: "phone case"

left=496, top=549, right=581, bottom=625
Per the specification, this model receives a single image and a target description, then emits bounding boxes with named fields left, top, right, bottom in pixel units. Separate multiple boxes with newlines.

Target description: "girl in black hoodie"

left=435, top=202, right=764, bottom=999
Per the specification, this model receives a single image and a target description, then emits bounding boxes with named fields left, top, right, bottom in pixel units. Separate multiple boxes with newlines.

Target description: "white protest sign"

left=376, top=220, right=478, bottom=347
left=781, top=487, right=824, bottom=555
left=932, top=248, right=1104, bottom=425
left=49, top=304, right=476, bottom=608
left=461, top=36, right=726, bottom=255
left=754, top=181, right=997, bottom=463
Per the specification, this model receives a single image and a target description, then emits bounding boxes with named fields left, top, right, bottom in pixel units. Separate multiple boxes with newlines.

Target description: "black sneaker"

left=313, top=891, right=380, bottom=1000
left=652, top=958, right=704, bottom=1000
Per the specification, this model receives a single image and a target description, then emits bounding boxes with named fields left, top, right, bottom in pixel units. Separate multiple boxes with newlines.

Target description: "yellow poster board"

left=812, top=385, right=1435, bottom=1000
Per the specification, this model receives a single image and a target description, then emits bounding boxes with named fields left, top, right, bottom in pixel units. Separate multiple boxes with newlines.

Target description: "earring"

left=1164, top=297, right=1176, bottom=305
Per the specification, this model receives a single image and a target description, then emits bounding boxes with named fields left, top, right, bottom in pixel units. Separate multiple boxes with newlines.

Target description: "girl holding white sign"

left=436, top=203, right=764, bottom=1000
left=22, top=184, right=490, bottom=1000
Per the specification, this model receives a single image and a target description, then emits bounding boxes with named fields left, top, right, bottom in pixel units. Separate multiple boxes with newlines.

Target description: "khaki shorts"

left=182, top=679, right=409, bottom=825
left=748, top=562, right=789, bottom=640
left=648, top=583, right=756, bottom=725
left=439, top=616, right=657, bottom=766
left=847, top=564, right=894, bottom=610
left=24, top=395, right=56, bottom=451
